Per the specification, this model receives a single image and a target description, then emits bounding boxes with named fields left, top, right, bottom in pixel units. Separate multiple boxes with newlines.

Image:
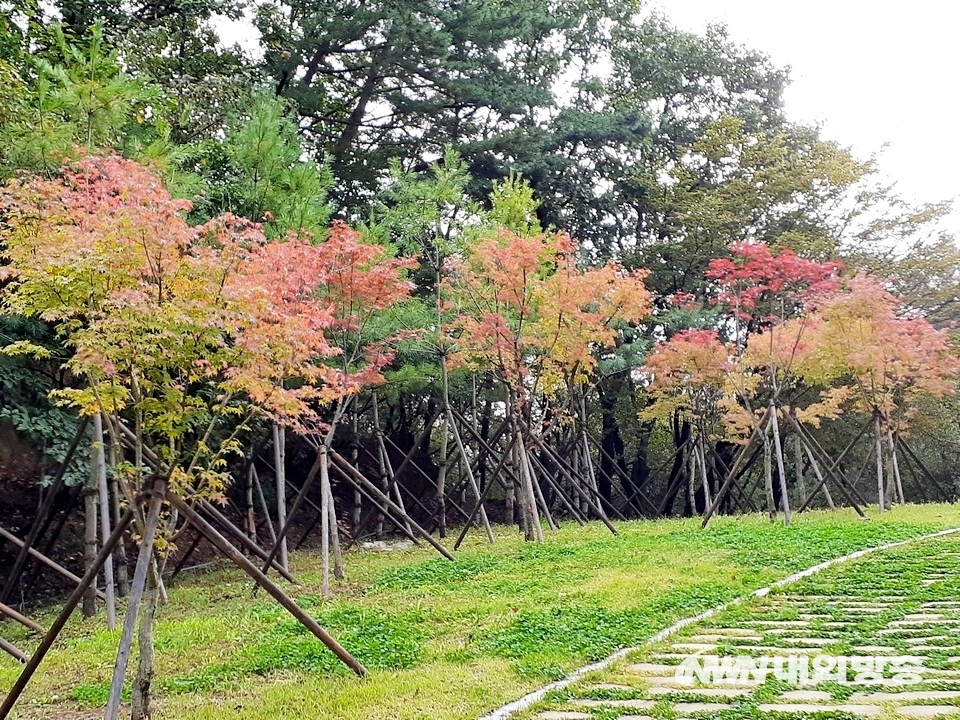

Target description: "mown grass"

left=1, top=504, right=959, bottom=719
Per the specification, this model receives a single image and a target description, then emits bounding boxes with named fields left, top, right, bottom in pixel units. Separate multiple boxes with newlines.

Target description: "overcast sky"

left=652, top=0, right=960, bottom=233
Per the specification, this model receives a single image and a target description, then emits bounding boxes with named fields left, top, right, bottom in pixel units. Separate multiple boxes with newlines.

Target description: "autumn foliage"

left=643, top=241, right=959, bottom=441
left=443, top=228, right=651, bottom=403
left=0, top=155, right=412, bottom=452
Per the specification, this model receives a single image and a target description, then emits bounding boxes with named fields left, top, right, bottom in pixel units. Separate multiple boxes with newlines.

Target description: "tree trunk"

left=130, top=572, right=159, bottom=720
left=793, top=433, right=807, bottom=507
left=82, top=485, right=98, bottom=618
left=272, top=423, right=289, bottom=569
left=875, top=413, right=885, bottom=512
left=763, top=427, right=776, bottom=522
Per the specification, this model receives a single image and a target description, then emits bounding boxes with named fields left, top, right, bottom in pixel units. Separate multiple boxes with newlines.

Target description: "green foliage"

left=374, top=555, right=507, bottom=591
left=185, top=95, right=333, bottom=237
left=0, top=316, right=87, bottom=486
left=246, top=607, right=424, bottom=674
left=0, top=23, right=166, bottom=177
left=486, top=586, right=732, bottom=664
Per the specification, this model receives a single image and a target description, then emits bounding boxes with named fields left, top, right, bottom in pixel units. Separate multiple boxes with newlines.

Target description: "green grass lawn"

left=2, top=504, right=960, bottom=720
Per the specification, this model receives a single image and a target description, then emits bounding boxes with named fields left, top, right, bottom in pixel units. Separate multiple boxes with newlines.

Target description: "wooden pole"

left=94, top=414, right=117, bottom=630
left=104, top=480, right=166, bottom=720
left=702, top=410, right=769, bottom=527
left=329, top=450, right=455, bottom=561
left=0, top=507, right=135, bottom=720
left=0, top=527, right=106, bottom=601
left=793, top=432, right=807, bottom=507
left=0, top=602, right=43, bottom=634
left=0, top=637, right=26, bottom=663
left=874, top=413, right=885, bottom=512
left=897, top=435, right=952, bottom=501
left=252, top=467, right=278, bottom=545
left=272, top=423, right=289, bottom=571
left=769, top=406, right=791, bottom=525
left=258, top=449, right=323, bottom=580
left=453, top=434, right=520, bottom=550
left=888, top=429, right=905, bottom=505
left=167, top=493, right=366, bottom=677
left=321, top=448, right=331, bottom=597
left=788, top=416, right=867, bottom=516
left=82, top=483, right=98, bottom=618
left=446, top=409, right=494, bottom=542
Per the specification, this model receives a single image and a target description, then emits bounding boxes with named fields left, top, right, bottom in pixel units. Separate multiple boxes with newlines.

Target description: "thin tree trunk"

left=888, top=429, right=905, bottom=505
left=769, top=406, right=791, bottom=526
left=321, top=449, right=330, bottom=597
left=130, top=569, right=160, bottom=720
left=763, top=424, right=776, bottom=522
left=94, top=415, right=116, bottom=630
left=272, top=423, right=289, bottom=569
left=875, top=413, right=885, bottom=512
left=104, top=480, right=165, bottom=720
left=516, top=437, right=543, bottom=543
left=82, top=484, right=98, bottom=618
left=793, top=433, right=807, bottom=507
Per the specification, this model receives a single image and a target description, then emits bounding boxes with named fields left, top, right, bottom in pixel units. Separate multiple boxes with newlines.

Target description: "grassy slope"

left=2, top=504, right=960, bottom=719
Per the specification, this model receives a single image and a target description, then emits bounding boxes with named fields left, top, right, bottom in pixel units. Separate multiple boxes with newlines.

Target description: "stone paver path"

left=518, top=535, right=960, bottom=720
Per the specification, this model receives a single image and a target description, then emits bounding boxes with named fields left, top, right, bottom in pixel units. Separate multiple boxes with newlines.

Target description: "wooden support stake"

left=167, top=493, right=366, bottom=677
left=702, top=409, right=769, bottom=527
left=0, top=527, right=106, bottom=601
left=329, top=450, right=455, bottom=561
left=0, top=508, right=135, bottom=720
left=272, top=423, right=289, bottom=571
left=0, top=637, right=26, bottom=663
left=93, top=414, right=117, bottom=630
left=769, top=406, right=791, bottom=526
left=258, top=449, right=323, bottom=581
left=0, top=602, right=43, bottom=634
left=104, top=480, right=166, bottom=720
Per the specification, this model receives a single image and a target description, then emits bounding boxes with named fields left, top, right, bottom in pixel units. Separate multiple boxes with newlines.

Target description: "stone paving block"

left=570, top=698, right=655, bottom=709
left=536, top=712, right=592, bottom=720
left=757, top=703, right=881, bottom=716
left=895, top=707, right=960, bottom=718
left=672, top=702, right=731, bottom=713
left=613, top=716, right=653, bottom=720
left=700, top=627, right=774, bottom=636
left=647, top=686, right=750, bottom=697
left=743, top=620, right=810, bottom=626
left=778, top=637, right=836, bottom=645
left=906, top=614, right=947, bottom=621
left=852, top=645, right=898, bottom=653
left=686, top=633, right=763, bottom=643
left=583, top=683, right=636, bottom=691
left=626, top=662, right=678, bottom=675
left=777, top=690, right=834, bottom=701
left=650, top=652, right=697, bottom=660
left=670, top=642, right=718, bottom=651
left=850, top=690, right=960, bottom=701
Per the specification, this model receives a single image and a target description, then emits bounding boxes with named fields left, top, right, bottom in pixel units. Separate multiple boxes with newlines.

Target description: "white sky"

left=652, top=0, right=960, bottom=233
